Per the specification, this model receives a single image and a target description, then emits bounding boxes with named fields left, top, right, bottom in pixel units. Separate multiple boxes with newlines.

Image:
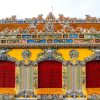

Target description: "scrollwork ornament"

left=69, top=50, right=79, bottom=59
left=37, top=48, right=64, bottom=62
left=22, top=49, right=31, bottom=60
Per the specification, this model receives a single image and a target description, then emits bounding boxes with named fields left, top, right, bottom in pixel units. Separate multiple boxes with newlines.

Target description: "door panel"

left=38, top=60, right=62, bottom=88
left=0, top=61, right=15, bottom=88
left=86, top=60, right=100, bottom=88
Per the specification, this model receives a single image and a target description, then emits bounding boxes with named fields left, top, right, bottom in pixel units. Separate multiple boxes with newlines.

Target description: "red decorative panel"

left=86, top=60, right=100, bottom=88
left=38, top=60, right=62, bottom=88
left=0, top=61, right=15, bottom=88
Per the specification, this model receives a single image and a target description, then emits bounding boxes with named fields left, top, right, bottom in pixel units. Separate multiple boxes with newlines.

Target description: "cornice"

left=0, top=44, right=100, bottom=48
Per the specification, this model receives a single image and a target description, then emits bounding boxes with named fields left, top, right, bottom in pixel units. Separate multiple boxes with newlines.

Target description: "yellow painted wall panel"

left=7, top=49, right=42, bottom=61
left=58, top=48, right=94, bottom=61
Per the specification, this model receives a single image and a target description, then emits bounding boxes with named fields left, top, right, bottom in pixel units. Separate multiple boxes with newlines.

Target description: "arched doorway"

left=38, top=60, right=62, bottom=88
left=0, top=60, right=15, bottom=88
left=86, top=60, right=100, bottom=88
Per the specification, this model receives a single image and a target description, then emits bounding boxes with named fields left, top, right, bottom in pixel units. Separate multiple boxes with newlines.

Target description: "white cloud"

left=0, top=0, right=99, bottom=19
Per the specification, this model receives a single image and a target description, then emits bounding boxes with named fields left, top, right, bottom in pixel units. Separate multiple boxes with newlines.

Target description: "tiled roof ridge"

left=0, top=13, right=100, bottom=23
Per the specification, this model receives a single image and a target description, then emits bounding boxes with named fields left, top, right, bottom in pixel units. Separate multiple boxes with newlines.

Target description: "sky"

left=0, top=0, right=100, bottom=19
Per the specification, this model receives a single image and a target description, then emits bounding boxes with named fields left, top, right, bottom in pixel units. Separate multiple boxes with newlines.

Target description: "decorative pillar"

left=69, top=50, right=79, bottom=97
left=19, top=65, right=24, bottom=91
left=76, top=65, right=82, bottom=93
left=72, top=64, right=76, bottom=94
left=66, top=61, right=73, bottom=96
left=71, top=60, right=86, bottom=98
left=62, top=66, right=67, bottom=89
left=17, top=50, right=36, bottom=97
left=18, top=60, right=36, bottom=97
left=33, top=63, right=38, bottom=92
left=28, top=65, right=33, bottom=91
left=66, top=50, right=87, bottom=98
left=82, top=65, right=86, bottom=97
left=75, top=61, right=86, bottom=97
left=62, top=61, right=68, bottom=91
left=18, top=63, right=27, bottom=95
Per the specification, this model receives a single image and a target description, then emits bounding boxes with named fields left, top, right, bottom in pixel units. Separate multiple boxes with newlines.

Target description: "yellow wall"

left=6, top=48, right=96, bottom=96
left=7, top=48, right=94, bottom=61
left=7, top=49, right=42, bottom=61
left=58, top=48, right=94, bottom=61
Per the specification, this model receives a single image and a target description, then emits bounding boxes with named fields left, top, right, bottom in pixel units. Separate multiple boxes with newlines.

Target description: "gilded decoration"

left=0, top=49, right=18, bottom=62
left=37, top=48, right=64, bottom=63
left=69, top=50, right=79, bottom=60
left=0, top=13, right=100, bottom=48
left=0, top=13, right=100, bottom=99
left=22, top=49, right=31, bottom=60
left=33, top=67, right=38, bottom=89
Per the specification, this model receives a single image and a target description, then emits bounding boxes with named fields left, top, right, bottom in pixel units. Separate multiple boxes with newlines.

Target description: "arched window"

left=38, top=60, right=62, bottom=88
left=0, top=61, right=15, bottom=88
left=86, top=60, right=100, bottom=88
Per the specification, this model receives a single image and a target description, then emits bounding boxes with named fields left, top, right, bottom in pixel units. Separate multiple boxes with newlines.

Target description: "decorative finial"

left=51, top=0, right=53, bottom=14
left=52, top=5, right=53, bottom=14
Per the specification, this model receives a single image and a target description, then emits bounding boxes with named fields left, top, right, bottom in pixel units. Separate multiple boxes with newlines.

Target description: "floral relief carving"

left=69, top=50, right=79, bottom=60
left=22, top=49, right=31, bottom=60
left=37, top=48, right=64, bottom=63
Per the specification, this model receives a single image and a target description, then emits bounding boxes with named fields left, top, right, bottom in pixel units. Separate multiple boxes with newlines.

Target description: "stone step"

left=15, top=98, right=37, bottom=100
left=15, top=98, right=86, bottom=100
left=64, top=98, right=86, bottom=100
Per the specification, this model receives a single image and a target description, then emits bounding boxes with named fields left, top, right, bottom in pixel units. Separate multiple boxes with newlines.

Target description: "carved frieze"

left=37, top=48, right=64, bottom=63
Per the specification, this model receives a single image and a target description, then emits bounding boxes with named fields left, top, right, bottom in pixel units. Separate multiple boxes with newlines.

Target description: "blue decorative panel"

left=69, top=34, right=78, bottom=38
left=39, top=39, right=46, bottom=43
left=54, top=39, right=60, bottom=43
left=22, top=35, right=31, bottom=39
left=66, top=39, right=73, bottom=43
left=61, top=39, right=73, bottom=43
left=27, top=39, right=36, bottom=43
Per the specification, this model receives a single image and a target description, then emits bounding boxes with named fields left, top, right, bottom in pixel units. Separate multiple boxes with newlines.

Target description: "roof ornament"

left=46, top=13, right=55, bottom=33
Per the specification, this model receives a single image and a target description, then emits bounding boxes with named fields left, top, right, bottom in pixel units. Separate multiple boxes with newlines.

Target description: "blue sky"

left=0, top=0, right=100, bottom=19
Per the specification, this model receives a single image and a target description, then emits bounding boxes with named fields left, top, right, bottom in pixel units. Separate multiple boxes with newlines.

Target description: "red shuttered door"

left=0, top=61, right=15, bottom=88
left=38, top=61, right=62, bottom=88
left=0, top=64, right=4, bottom=87
left=86, top=60, right=100, bottom=88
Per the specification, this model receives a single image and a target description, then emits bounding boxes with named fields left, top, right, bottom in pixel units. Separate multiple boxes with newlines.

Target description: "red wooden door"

left=0, top=63, right=4, bottom=87
left=38, top=61, right=62, bottom=88
left=86, top=60, right=100, bottom=88
left=0, top=61, right=15, bottom=88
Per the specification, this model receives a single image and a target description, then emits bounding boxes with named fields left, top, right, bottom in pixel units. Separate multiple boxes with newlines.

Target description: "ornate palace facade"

left=0, top=13, right=100, bottom=100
